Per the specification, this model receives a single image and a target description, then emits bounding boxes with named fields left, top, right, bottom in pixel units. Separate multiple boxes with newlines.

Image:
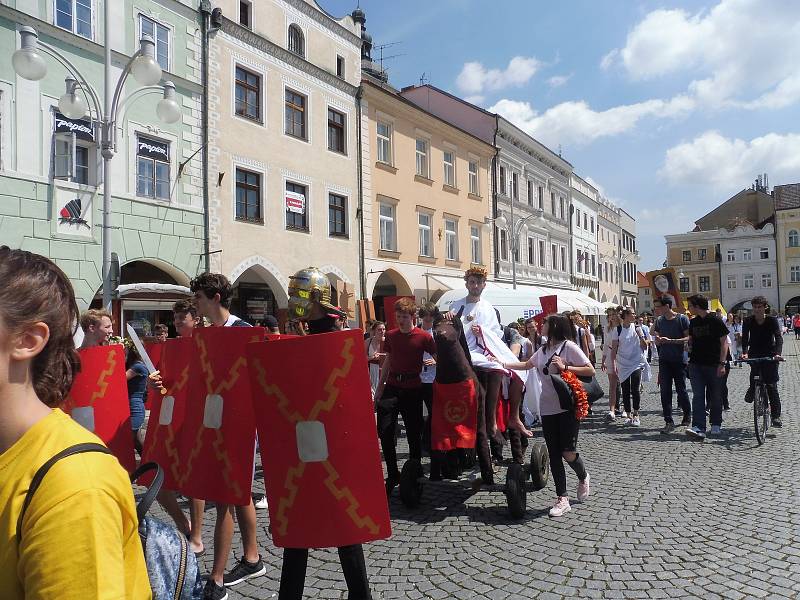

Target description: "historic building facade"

left=773, top=183, right=800, bottom=314
left=619, top=208, right=638, bottom=310
left=570, top=173, right=599, bottom=301
left=597, top=196, right=621, bottom=305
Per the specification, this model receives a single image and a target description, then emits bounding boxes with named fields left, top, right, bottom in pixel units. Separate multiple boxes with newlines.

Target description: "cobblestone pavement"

left=151, top=342, right=800, bottom=599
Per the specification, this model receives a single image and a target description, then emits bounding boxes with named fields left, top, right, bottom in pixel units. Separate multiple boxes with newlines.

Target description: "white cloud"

left=660, top=131, right=800, bottom=188
left=456, top=56, right=541, bottom=95
left=547, top=74, right=571, bottom=88
left=605, top=0, right=800, bottom=109
left=463, top=95, right=486, bottom=106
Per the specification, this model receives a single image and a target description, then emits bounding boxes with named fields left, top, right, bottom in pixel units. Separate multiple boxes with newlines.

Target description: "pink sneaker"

left=549, top=496, right=571, bottom=517
left=577, top=473, right=590, bottom=501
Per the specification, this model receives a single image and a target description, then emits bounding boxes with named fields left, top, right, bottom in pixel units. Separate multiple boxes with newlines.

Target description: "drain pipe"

left=356, top=85, right=366, bottom=298
left=199, top=1, right=212, bottom=272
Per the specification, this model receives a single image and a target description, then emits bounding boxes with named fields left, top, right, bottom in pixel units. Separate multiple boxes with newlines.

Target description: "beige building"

left=597, top=197, right=621, bottom=305
left=207, top=0, right=362, bottom=324
left=774, top=183, right=800, bottom=314
left=359, top=78, right=494, bottom=317
left=665, top=233, right=721, bottom=302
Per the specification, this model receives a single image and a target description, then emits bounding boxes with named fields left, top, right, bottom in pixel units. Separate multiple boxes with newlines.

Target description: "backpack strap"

left=17, top=443, right=112, bottom=546
left=130, top=462, right=165, bottom=522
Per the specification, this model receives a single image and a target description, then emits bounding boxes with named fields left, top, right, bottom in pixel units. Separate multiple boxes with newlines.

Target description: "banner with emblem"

left=247, top=329, right=391, bottom=548
left=141, top=337, right=192, bottom=490
left=63, top=345, right=136, bottom=473
left=178, top=327, right=264, bottom=506
left=431, top=379, right=478, bottom=451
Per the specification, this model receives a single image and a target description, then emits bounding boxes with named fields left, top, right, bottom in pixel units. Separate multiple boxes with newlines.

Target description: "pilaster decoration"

left=278, top=0, right=362, bottom=46
left=220, top=17, right=357, bottom=98
left=280, top=168, right=312, bottom=184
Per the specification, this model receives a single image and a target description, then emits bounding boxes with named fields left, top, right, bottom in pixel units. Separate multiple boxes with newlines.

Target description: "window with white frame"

left=239, top=1, right=252, bottom=27
left=727, top=275, right=736, bottom=289
left=415, top=138, right=429, bottom=178
left=140, top=15, right=170, bottom=71
left=418, top=212, right=431, bottom=257
left=288, top=24, right=304, bottom=57
left=56, top=0, right=93, bottom=39
left=683, top=250, right=692, bottom=262
left=743, top=248, right=752, bottom=260
left=591, top=255, right=596, bottom=276
left=551, top=244, right=557, bottom=270
left=499, top=166, right=506, bottom=195
left=336, top=55, right=345, bottom=79
left=590, top=217, right=594, bottom=233
left=727, top=249, right=735, bottom=261
left=527, top=180, right=533, bottom=205
left=528, top=237, right=534, bottom=264
left=559, top=197, right=565, bottom=220
left=538, top=185, right=543, bottom=209
left=285, top=89, right=307, bottom=139
left=583, top=213, right=588, bottom=230
left=538, top=240, right=545, bottom=267
left=760, top=247, right=769, bottom=259
left=789, top=230, right=799, bottom=247
left=328, top=193, right=347, bottom=237
left=575, top=209, right=581, bottom=227
left=136, top=135, right=170, bottom=200
left=443, top=150, right=455, bottom=187
left=379, top=203, right=396, bottom=251
left=560, top=246, right=566, bottom=271
left=744, top=273, right=754, bottom=289
left=235, top=66, right=261, bottom=122
left=285, top=181, right=308, bottom=231
left=550, top=191, right=556, bottom=214
left=470, top=225, right=481, bottom=264
left=698, top=276, right=710, bottom=292
left=327, top=108, right=346, bottom=154
left=499, top=228, right=508, bottom=261
left=762, top=273, right=772, bottom=287
left=698, top=248, right=707, bottom=261
left=512, top=172, right=518, bottom=200
left=445, top=218, right=458, bottom=260
left=235, top=168, right=262, bottom=223
left=791, top=265, right=800, bottom=283
left=376, top=121, right=392, bottom=164
left=53, top=111, right=95, bottom=185
left=468, top=160, right=478, bottom=195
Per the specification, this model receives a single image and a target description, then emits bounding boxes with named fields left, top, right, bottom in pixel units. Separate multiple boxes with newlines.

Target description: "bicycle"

left=735, top=356, right=782, bottom=445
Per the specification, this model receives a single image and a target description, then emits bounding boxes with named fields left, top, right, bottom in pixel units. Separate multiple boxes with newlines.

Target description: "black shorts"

left=541, top=410, right=579, bottom=453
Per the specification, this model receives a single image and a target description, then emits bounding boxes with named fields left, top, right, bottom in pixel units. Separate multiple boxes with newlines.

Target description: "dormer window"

left=288, top=24, right=304, bottom=57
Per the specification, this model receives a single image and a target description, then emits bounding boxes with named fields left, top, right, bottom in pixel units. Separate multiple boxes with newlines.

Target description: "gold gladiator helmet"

left=288, top=266, right=343, bottom=319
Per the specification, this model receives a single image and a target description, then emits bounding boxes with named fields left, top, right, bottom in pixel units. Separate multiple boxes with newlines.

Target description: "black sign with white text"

left=54, top=111, right=94, bottom=141
left=137, top=136, right=170, bottom=162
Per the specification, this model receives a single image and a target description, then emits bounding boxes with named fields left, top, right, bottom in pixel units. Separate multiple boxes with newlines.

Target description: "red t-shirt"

left=383, top=327, right=436, bottom=388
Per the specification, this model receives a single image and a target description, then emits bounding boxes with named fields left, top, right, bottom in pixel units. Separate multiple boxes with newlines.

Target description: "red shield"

left=141, top=337, right=192, bottom=490
left=247, top=329, right=391, bottom=548
left=178, top=327, right=264, bottom=505
left=431, top=379, right=478, bottom=451
left=63, top=345, right=136, bottom=472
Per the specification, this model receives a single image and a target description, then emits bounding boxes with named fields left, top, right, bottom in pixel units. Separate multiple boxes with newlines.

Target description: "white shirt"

left=611, top=323, right=646, bottom=381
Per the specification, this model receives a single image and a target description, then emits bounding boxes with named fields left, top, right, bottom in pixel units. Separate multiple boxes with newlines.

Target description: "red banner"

left=247, top=329, right=391, bottom=548
left=178, top=327, right=264, bottom=505
left=63, top=345, right=136, bottom=473
left=431, top=379, right=478, bottom=451
left=539, top=295, right=558, bottom=316
left=141, top=337, right=192, bottom=490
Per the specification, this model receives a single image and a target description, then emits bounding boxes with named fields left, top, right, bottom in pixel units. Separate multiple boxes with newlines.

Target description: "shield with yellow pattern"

left=247, top=329, right=391, bottom=548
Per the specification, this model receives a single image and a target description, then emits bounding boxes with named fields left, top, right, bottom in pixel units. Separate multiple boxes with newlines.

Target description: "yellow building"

left=774, top=184, right=800, bottom=314
left=665, top=233, right=721, bottom=301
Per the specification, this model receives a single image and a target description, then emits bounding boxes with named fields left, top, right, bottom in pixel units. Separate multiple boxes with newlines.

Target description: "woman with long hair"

left=602, top=308, right=623, bottom=420
left=0, top=247, right=149, bottom=599
left=365, top=320, right=386, bottom=398
left=494, top=313, right=593, bottom=517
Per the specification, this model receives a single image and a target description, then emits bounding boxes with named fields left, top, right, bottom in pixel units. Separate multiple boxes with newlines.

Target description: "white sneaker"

left=685, top=425, right=706, bottom=440
left=624, top=417, right=633, bottom=425
left=620, top=411, right=629, bottom=419
left=632, top=415, right=641, bottom=427
left=710, top=425, right=722, bottom=435
left=577, top=473, right=590, bottom=501
left=253, top=494, right=268, bottom=510
left=549, top=496, right=571, bottom=517
left=606, top=411, right=616, bottom=422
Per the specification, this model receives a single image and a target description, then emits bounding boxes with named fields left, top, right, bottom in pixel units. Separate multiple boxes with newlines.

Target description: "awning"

left=115, top=283, right=191, bottom=298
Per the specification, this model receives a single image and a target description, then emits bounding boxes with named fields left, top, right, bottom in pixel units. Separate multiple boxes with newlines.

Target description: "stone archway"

left=121, top=257, right=191, bottom=287
left=785, top=296, right=800, bottom=316
left=369, top=268, right=413, bottom=322
left=229, top=256, right=289, bottom=308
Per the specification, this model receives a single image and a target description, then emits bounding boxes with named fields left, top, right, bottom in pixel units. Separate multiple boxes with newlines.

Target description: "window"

left=288, top=24, right=304, bottom=57
left=445, top=219, right=458, bottom=260
left=538, top=185, right=544, bottom=209
left=590, top=217, right=594, bottom=233
left=698, top=276, right=710, bottom=292
left=682, top=250, right=692, bottom=262
left=418, top=213, right=431, bottom=257
left=762, top=273, right=772, bottom=287
left=727, top=249, right=735, bottom=262
left=513, top=236, right=520, bottom=263
left=499, top=166, right=506, bottom=195
left=561, top=246, right=567, bottom=272
left=56, top=0, right=92, bottom=39
left=744, top=274, right=754, bottom=289
left=499, top=228, right=508, bottom=261
left=698, top=248, right=707, bottom=261
left=791, top=265, right=800, bottom=283
left=789, top=230, right=799, bottom=247
left=679, top=277, right=689, bottom=292
left=527, top=180, right=533, bottom=205
left=415, top=139, right=429, bottom=178
left=551, top=191, right=556, bottom=214
left=377, top=122, right=392, bottom=164
left=583, top=214, right=588, bottom=230
left=743, top=248, right=752, bottom=261
left=328, top=193, right=347, bottom=237
left=336, top=55, right=345, bottom=79
left=575, top=209, right=581, bottom=227
left=327, top=108, right=346, bottom=154
left=591, top=255, right=596, bottom=276
left=559, top=197, right=565, bottom=219
left=760, top=247, right=769, bottom=259
left=285, top=181, right=308, bottom=231
left=443, top=151, right=455, bottom=187
left=468, top=161, right=478, bottom=195
left=576, top=251, right=582, bottom=274
left=136, top=135, right=170, bottom=200
left=379, top=203, right=396, bottom=250
left=512, top=172, right=518, bottom=200
left=470, top=225, right=481, bottom=264
left=239, top=1, right=251, bottom=27
left=235, top=66, right=261, bottom=121
left=526, top=238, right=533, bottom=264
left=235, top=168, right=261, bottom=223
left=550, top=244, right=557, bottom=270
left=727, top=275, right=736, bottom=289
left=140, top=15, right=170, bottom=71
left=54, top=132, right=92, bottom=185
left=285, top=89, right=306, bottom=139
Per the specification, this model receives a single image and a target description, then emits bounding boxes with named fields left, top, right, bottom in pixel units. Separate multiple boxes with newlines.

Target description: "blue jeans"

left=688, top=364, right=722, bottom=432
left=659, top=360, right=691, bottom=423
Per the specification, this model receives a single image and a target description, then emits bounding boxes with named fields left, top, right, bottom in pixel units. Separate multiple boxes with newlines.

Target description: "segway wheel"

left=399, top=459, right=424, bottom=508
left=505, top=463, right=527, bottom=519
left=529, top=442, right=549, bottom=490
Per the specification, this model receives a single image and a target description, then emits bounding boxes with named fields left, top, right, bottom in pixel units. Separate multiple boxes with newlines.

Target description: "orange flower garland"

left=561, top=369, right=589, bottom=420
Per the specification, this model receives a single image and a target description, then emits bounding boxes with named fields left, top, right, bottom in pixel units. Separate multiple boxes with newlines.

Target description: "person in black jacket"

left=742, top=296, right=784, bottom=427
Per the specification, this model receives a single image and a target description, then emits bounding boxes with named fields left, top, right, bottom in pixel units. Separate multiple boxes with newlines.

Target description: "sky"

left=322, top=0, right=800, bottom=272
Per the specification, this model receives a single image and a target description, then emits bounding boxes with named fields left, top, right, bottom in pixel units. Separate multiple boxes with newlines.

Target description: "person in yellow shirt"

left=0, top=246, right=151, bottom=600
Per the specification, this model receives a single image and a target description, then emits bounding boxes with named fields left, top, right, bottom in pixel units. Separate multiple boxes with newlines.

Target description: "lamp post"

left=13, top=20, right=181, bottom=312
left=494, top=211, right=539, bottom=289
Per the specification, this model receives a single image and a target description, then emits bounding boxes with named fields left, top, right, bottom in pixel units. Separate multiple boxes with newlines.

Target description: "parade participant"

left=742, top=296, right=784, bottom=427
left=446, top=266, right=531, bottom=442
left=365, top=320, right=386, bottom=399
left=418, top=304, right=438, bottom=453
left=601, top=308, right=622, bottom=421
left=611, top=307, right=647, bottom=426
left=652, top=296, right=691, bottom=433
left=125, top=342, right=148, bottom=455
left=0, top=247, right=150, bottom=599
left=685, top=294, right=729, bottom=440
left=190, top=272, right=266, bottom=600
left=497, top=313, right=593, bottom=517
left=78, top=308, right=113, bottom=349
left=374, top=298, right=436, bottom=494
left=281, top=266, right=373, bottom=600
left=570, top=311, right=593, bottom=365
left=154, top=323, right=169, bottom=342
left=263, top=314, right=280, bottom=334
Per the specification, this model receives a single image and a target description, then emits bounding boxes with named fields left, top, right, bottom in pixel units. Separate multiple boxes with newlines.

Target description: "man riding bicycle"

left=741, top=296, right=783, bottom=427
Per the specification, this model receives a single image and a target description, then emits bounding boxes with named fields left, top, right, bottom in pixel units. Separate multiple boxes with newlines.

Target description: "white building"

left=720, top=223, right=778, bottom=312
left=570, top=174, right=600, bottom=301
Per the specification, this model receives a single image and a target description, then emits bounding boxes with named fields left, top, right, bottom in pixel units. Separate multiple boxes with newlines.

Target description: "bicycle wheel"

left=754, top=384, right=769, bottom=445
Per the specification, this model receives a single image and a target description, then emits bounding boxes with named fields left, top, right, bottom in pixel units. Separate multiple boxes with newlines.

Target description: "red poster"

left=178, top=327, right=264, bottom=506
left=247, top=329, right=391, bottom=548
left=383, top=296, right=414, bottom=330
left=143, top=342, right=164, bottom=409
left=63, top=345, right=136, bottom=473
left=539, top=295, right=558, bottom=316
left=141, top=337, right=192, bottom=490
left=431, top=379, right=478, bottom=451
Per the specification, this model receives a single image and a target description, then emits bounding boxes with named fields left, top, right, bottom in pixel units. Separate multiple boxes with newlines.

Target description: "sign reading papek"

left=247, top=329, right=391, bottom=548
left=63, top=345, right=136, bottom=473
left=178, top=326, right=264, bottom=506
